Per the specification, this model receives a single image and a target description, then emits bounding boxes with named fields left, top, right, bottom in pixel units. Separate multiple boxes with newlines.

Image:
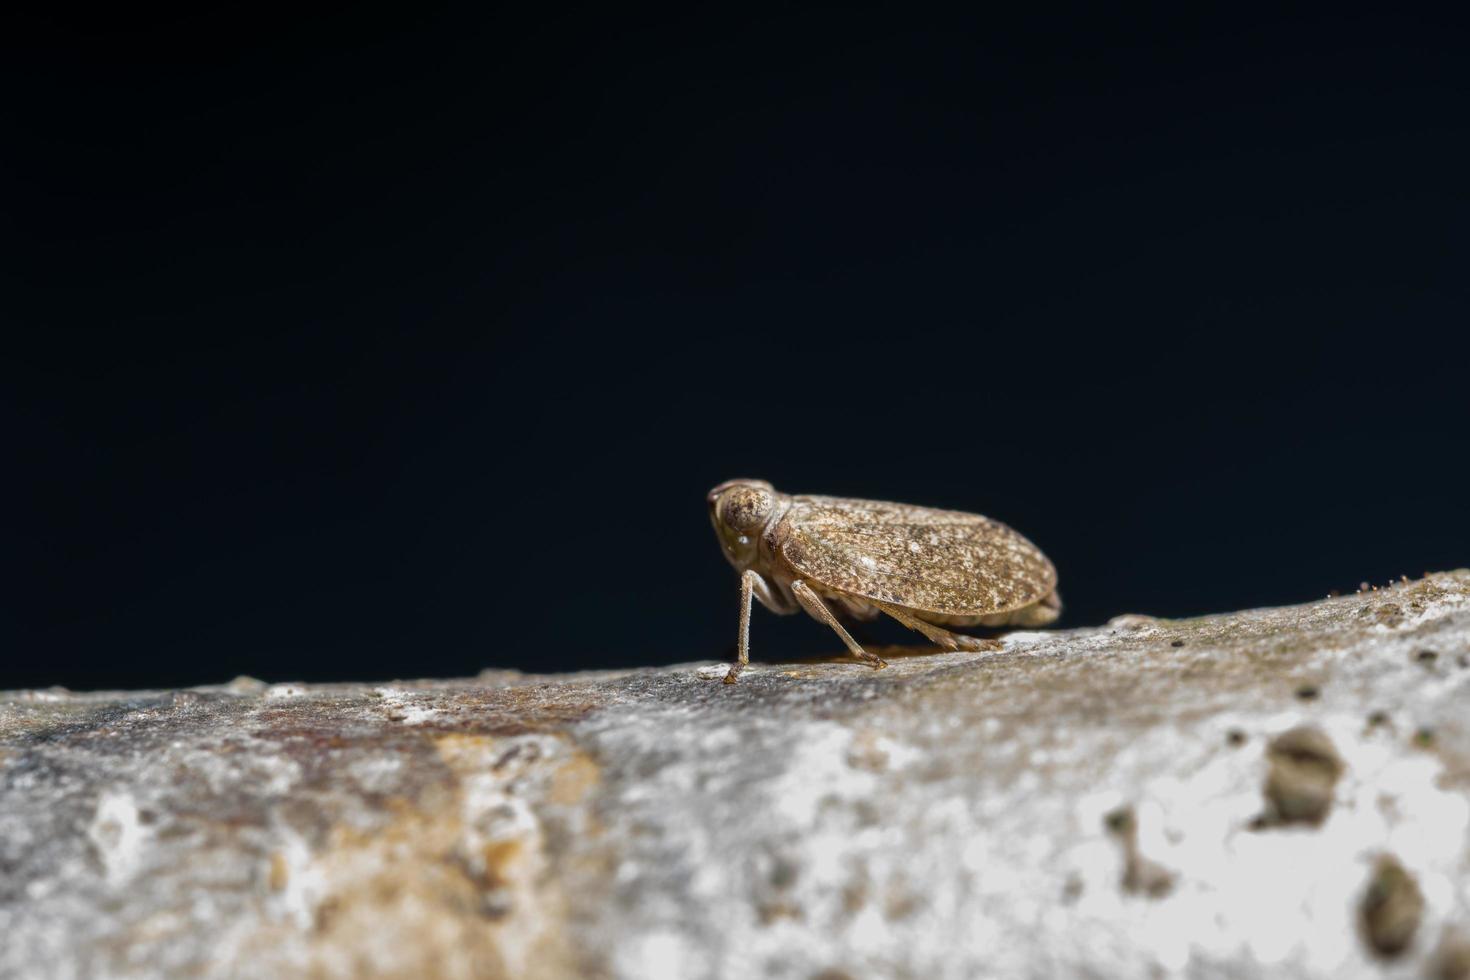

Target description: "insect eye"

left=719, top=487, right=772, bottom=534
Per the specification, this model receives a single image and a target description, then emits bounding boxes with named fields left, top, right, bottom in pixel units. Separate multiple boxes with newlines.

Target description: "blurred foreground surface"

left=3, top=574, right=1470, bottom=979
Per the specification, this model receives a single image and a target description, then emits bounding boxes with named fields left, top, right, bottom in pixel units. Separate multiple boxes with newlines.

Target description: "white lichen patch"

left=374, top=687, right=444, bottom=725
left=1048, top=712, right=1470, bottom=975
left=87, top=790, right=149, bottom=886
left=265, top=825, right=326, bottom=930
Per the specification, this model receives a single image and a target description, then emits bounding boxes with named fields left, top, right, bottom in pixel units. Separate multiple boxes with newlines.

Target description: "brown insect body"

left=708, top=479, right=1060, bottom=683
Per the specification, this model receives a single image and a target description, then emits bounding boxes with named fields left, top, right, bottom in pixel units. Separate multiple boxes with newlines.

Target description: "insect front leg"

left=870, top=600, right=1003, bottom=652
left=791, top=581, right=887, bottom=671
left=722, top=569, right=760, bottom=684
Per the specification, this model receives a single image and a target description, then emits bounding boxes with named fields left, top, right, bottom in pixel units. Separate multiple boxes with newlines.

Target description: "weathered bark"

left=3, top=573, right=1469, bottom=979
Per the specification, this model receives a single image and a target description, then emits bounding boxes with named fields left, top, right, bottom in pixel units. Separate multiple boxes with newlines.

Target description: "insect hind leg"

left=791, top=581, right=887, bottom=670
left=871, top=600, right=1004, bottom=652
left=979, top=589, right=1062, bottom=628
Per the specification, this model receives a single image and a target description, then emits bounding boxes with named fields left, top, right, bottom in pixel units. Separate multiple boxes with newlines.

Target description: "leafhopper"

left=708, top=480, right=1060, bottom=683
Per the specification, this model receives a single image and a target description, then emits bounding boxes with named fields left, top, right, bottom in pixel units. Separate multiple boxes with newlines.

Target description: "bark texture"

left=4, top=573, right=1470, bottom=979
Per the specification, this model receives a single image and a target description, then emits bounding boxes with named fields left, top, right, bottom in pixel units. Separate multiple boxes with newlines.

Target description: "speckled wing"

left=775, top=496, right=1056, bottom=617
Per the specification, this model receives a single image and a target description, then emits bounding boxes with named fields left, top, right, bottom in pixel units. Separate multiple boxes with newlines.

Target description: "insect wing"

left=777, top=496, right=1055, bottom=616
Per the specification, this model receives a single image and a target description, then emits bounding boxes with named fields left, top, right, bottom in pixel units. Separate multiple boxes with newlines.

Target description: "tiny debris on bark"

left=1360, top=855, right=1425, bottom=957
left=1260, top=725, right=1344, bottom=826
left=1104, top=805, right=1175, bottom=898
left=1431, top=931, right=1470, bottom=980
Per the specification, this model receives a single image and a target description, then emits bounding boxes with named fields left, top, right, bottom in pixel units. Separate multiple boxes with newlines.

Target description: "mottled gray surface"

left=4, top=574, right=1470, bottom=980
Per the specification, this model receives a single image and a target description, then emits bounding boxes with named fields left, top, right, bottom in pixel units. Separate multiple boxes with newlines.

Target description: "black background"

left=7, top=6, right=1469, bottom=690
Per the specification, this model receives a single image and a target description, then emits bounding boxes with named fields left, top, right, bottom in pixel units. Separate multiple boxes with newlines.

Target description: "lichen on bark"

left=3, top=572, right=1470, bottom=979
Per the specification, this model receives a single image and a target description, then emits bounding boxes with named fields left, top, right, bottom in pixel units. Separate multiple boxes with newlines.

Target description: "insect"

left=707, top=479, right=1060, bottom=683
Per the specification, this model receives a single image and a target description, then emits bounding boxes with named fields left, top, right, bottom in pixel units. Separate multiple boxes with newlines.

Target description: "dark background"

left=6, top=6, right=1469, bottom=689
